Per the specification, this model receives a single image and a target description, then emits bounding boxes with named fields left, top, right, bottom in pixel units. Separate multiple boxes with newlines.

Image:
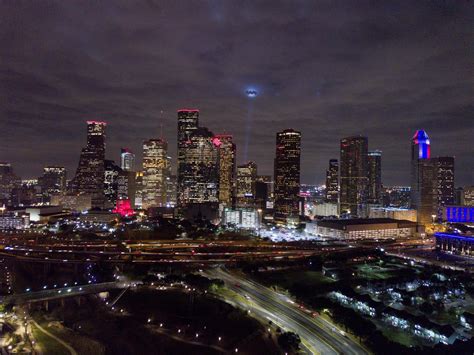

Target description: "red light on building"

left=113, top=199, right=135, bottom=217
left=212, top=137, right=222, bottom=147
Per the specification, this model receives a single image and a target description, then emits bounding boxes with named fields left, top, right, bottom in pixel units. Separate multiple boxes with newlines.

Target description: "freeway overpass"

left=1, top=281, right=127, bottom=306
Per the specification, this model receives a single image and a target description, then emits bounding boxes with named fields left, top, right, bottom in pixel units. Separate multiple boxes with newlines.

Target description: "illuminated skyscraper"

left=434, top=156, right=455, bottom=207
left=236, top=161, right=257, bottom=208
left=142, top=138, right=168, bottom=209
left=120, top=148, right=135, bottom=172
left=339, top=136, right=369, bottom=217
left=179, top=127, right=219, bottom=205
left=367, top=150, right=382, bottom=205
left=72, top=121, right=106, bottom=208
left=325, top=159, right=339, bottom=203
left=177, top=109, right=199, bottom=207
left=215, top=134, right=236, bottom=207
left=0, top=162, right=21, bottom=206
left=39, top=166, right=67, bottom=201
left=104, top=160, right=122, bottom=208
left=273, top=129, right=301, bottom=225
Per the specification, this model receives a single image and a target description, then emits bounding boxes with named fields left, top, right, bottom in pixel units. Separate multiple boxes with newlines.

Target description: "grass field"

left=256, top=270, right=334, bottom=290
left=31, top=323, right=70, bottom=355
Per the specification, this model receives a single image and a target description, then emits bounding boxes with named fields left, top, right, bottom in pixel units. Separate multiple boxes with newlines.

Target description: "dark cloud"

left=0, top=0, right=472, bottom=185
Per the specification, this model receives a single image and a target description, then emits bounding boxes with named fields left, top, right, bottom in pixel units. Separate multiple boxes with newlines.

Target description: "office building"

left=0, top=162, right=21, bottom=206
left=464, top=186, right=474, bottom=206
left=120, top=148, right=135, bottom=172
left=325, top=159, right=339, bottom=203
left=39, top=166, right=67, bottom=202
left=215, top=134, right=236, bottom=207
left=179, top=127, right=219, bottom=205
left=104, top=160, right=122, bottom=208
left=434, top=156, right=455, bottom=207
left=72, top=121, right=107, bottom=208
left=367, top=150, right=382, bottom=205
left=142, top=138, right=168, bottom=209
left=273, top=129, right=301, bottom=225
left=382, top=186, right=411, bottom=208
left=340, top=136, right=369, bottom=217
left=177, top=109, right=199, bottom=207
left=236, top=161, right=257, bottom=208
left=255, top=175, right=272, bottom=210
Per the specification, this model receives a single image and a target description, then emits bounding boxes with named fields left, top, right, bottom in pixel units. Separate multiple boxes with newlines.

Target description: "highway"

left=205, top=268, right=368, bottom=355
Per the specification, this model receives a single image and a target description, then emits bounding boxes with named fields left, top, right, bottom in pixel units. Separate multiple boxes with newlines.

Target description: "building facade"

left=72, top=121, right=107, bottom=208
left=120, top=148, right=135, bottom=172
left=340, top=136, right=369, bottom=217
left=179, top=127, right=219, bottom=205
left=142, top=138, right=168, bottom=209
left=368, top=150, right=382, bottom=205
left=325, top=159, right=339, bottom=203
left=177, top=109, right=199, bottom=207
left=236, top=161, right=257, bottom=208
left=273, top=129, right=301, bottom=225
left=39, top=166, right=67, bottom=202
left=215, top=134, right=236, bottom=207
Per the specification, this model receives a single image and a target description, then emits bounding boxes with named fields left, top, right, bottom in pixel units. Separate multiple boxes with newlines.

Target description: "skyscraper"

left=339, top=136, right=369, bottom=217
left=325, top=159, right=339, bottom=203
left=434, top=156, right=455, bottom=207
left=104, top=160, right=122, bottom=208
left=177, top=109, right=199, bottom=207
left=236, top=161, right=257, bottom=208
left=0, top=162, right=21, bottom=206
left=120, top=148, right=135, bottom=172
left=142, top=138, right=168, bottom=209
left=72, top=121, right=107, bottom=208
left=273, top=129, right=301, bottom=225
left=215, top=134, right=236, bottom=207
left=39, top=166, right=67, bottom=201
left=179, top=127, right=219, bottom=205
left=410, top=130, right=437, bottom=224
left=367, top=150, right=382, bottom=205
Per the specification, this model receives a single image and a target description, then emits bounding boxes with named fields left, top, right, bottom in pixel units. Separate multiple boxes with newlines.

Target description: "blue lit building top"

left=412, top=130, right=431, bottom=159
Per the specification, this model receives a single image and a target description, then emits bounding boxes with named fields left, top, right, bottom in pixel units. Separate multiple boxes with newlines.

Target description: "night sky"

left=1, top=1, right=472, bottom=185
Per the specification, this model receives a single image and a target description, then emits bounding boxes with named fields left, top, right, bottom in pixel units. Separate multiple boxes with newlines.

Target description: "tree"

left=278, top=331, right=301, bottom=352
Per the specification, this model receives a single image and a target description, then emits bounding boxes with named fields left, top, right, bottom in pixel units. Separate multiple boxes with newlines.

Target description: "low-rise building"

left=0, top=212, right=30, bottom=229
left=435, top=232, right=474, bottom=258
left=222, top=208, right=260, bottom=229
left=369, top=207, right=417, bottom=222
left=316, top=218, right=417, bottom=240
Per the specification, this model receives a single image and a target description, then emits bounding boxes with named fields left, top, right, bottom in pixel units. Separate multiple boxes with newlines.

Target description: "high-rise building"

left=117, top=170, right=136, bottom=208
left=236, top=161, right=257, bottom=208
left=273, top=129, right=301, bottom=225
left=142, top=138, right=168, bottom=209
left=0, top=162, right=21, bottom=206
left=215, top=134, right=236, bottom=207
left=325, top=159, right=339, bottom=203
left=177, top=109, right=199, bottom=207
left=367, top=150, right=382, bottom=205
left=339, top=136, right=369, bottom=217
left=434, top=156, right=455, bottom=208
left=179, top=127, right=220, bottom=206
left=255, top=175, right=271, bottom=210
left=120, top=148, right=135, bottom=172
left=39, top=166, right=67, bottom=202
left=410, top=130, right=438, bottom=224
left=134, top=171, right=144, bottom=208
left=104, top=160, right=122, bottom=208
left=464, top=186, right=474, bottom=206
left=72, top=121, right=107, bottom=208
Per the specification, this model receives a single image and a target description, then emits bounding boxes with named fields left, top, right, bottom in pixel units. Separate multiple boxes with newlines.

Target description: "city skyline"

left=1, top=1, right=472, bottom=185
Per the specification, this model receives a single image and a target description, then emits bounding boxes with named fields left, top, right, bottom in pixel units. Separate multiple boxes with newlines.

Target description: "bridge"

left=1, top=281, right=127, bottom=307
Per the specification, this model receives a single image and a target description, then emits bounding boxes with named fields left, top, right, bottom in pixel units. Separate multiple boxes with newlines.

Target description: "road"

left=205, top=268, right=369, bottom=355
